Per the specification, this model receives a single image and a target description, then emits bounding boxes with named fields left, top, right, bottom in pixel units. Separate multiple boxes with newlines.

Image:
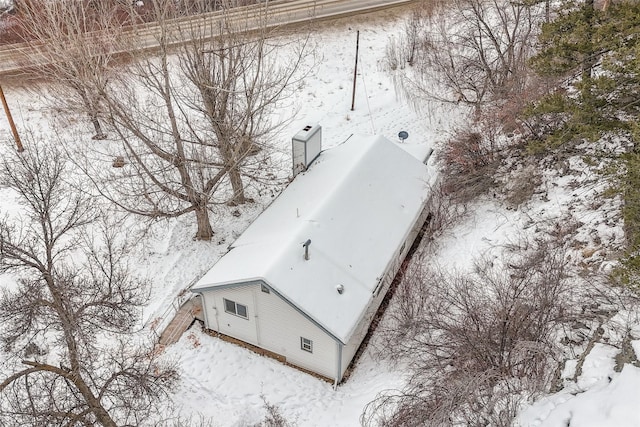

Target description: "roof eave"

left=191, top=277, right=347, bottom=345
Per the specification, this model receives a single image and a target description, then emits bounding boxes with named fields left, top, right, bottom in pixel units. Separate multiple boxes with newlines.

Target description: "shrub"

left=364, top=236, right=576, bottom=426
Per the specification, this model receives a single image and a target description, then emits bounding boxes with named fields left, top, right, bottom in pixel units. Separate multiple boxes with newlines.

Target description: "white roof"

left=192, top=134, right=434, bottom=343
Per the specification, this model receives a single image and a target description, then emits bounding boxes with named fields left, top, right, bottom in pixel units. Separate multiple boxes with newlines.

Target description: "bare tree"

left=14, top=0, right=127, bottom=139
left=0, top=139, right=176, bottom=426
left=363, top=236, right=577, bottom=426
left=389, top=0, right=544, bottom=108
left=253, top=395, right=296, bottom=427
left=86, top=0, right=307, bottom=239
left=178, top=0, right=308, bottom=205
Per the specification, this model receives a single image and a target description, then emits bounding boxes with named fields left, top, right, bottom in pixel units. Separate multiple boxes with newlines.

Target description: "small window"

left=301, top=337, right=313, bottom=353
left=223, top=298, right=248, bottom=319
left=400, top=242, right=406, bottom=254
left=236, top=303, right=247, bottom=318
left=261, top=283, right=270, bottom=294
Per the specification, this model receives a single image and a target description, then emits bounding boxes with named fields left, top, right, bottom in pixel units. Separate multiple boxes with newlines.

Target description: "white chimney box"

left=292, top=124, right=322, bottom=177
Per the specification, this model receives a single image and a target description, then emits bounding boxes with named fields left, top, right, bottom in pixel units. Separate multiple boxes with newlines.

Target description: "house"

left=190, top=126, right=435, bottom=384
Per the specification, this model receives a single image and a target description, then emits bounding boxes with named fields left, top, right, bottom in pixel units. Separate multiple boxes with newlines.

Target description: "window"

left=301, top=337, right=313, bottom=353
left=373, top=279, right=383, bottom=297
left=223, top=298, right=248, bottom=319
left=400, top=242, right=406, bottom=254
left=260, top=283, right=270, bottom=294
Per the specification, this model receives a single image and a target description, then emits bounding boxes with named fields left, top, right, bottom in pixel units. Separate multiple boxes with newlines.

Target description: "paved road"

left=0, top=0, right=415, bottom=76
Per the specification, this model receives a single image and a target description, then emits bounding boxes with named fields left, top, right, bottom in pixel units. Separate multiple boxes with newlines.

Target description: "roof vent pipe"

left=303, top=239, right=311, bottom=260
left=336, top=284, right=344, bottom=294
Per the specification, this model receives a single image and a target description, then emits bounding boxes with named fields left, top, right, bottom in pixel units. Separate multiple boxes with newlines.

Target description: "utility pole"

left=0, top=84, right=24, bottom=152
left=350, top=30, right=360, bottom=111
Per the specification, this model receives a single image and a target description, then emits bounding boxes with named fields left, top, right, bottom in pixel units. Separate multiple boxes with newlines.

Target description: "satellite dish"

left=398, top=131, right=409, bottom=142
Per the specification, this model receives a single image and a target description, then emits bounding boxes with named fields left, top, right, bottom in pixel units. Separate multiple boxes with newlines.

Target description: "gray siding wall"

left=200, top=282, right=338, bottom=380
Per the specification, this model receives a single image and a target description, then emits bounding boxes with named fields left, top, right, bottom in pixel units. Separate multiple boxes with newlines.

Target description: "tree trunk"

left=228, top=167, right=246, bottom=206
left=91, top=114, right=106, bottom=140
left=581, top=0, right=595, bottom=103
left=74, top=377, right=119, bottom=427
left=194, top=205, right=214, bottom=240
left=545, top=0, right=550, bottom=23
left=77, top=86, right=106, bottom=140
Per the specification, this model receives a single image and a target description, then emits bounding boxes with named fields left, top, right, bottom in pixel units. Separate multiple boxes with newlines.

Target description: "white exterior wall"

left=340, top=201, right=431, bottom=378
left=203, top=283, right=258, bottom=344
left=256, top=284, right=337, bottom=379
left=200, top=282, right=338, bottom=380
left=292, top=139, right=306, bottom=176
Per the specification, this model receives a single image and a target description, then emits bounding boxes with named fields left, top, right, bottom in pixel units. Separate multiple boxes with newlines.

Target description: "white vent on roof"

left=336, top=284, right=344, bottom=294
left=292, top=124, right=322, bottom=177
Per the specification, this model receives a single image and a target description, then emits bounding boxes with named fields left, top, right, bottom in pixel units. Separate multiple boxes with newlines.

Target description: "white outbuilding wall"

left=199, top=282, right=339, bottom=380
left=340, top=202, right=431, bottom=377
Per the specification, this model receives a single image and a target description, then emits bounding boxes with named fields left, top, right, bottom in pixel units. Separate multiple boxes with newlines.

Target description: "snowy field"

left=1, top=4, right=640, bottom=427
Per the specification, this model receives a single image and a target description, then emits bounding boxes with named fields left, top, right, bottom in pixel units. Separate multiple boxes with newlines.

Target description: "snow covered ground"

left=1, top=5, right=640, bottom=427
left=0, top=0, right=13, bottom=11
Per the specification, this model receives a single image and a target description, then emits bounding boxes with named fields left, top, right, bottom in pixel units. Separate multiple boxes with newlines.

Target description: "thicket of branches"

left=0, top=139, right=176, bottom=426
left=386, top=0, right=545, bottom=109
left=385, top=0, right=553, bottom=208
left=14, top=0, right=132, bottom=139
left=363, top=235, right=578, bottom=426
left=436, top=117, right=503, bottom=204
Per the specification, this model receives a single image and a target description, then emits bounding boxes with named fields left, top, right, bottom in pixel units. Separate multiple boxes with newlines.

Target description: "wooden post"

left=350, top=30, right=360, bottom=111
left=0, top=84, right=24, bottom=152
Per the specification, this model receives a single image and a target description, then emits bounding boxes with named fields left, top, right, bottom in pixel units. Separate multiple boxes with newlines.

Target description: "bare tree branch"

left=364, top=234, right=583, bottom=426
left=0, top=137, right=176, bottom=426
left=78, top=0, right=307, bottom=240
